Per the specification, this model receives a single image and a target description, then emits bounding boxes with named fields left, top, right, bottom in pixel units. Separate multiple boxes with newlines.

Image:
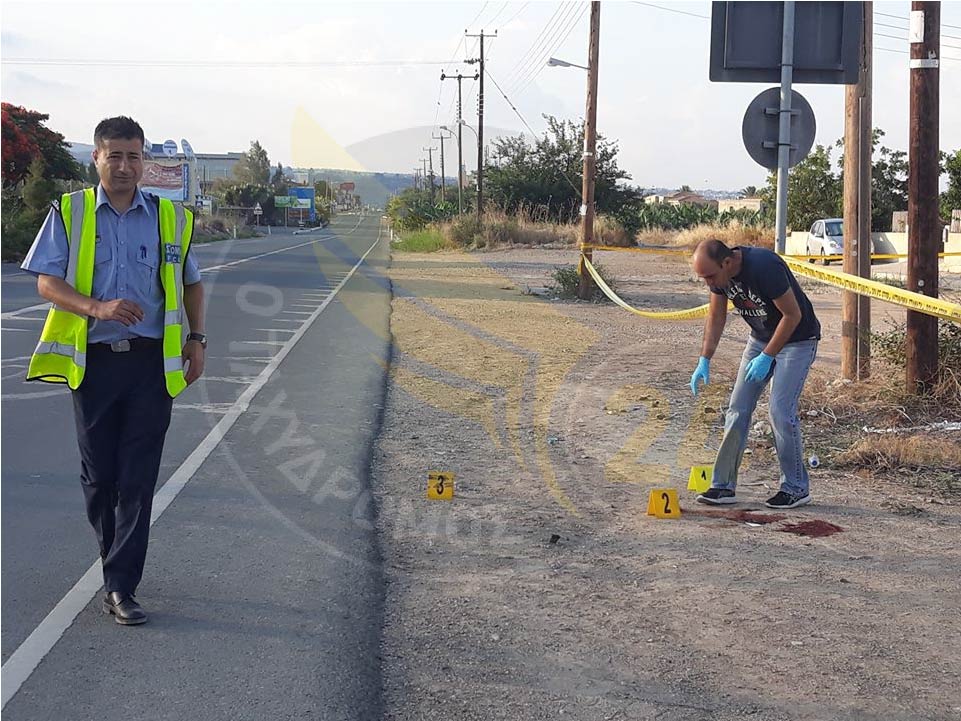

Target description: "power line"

left=484, top=2, right=510, bottom=28
left=875, top=30, right=961, bottom=51
left=875, top=19, right=961, bottom=41
left=503, top=3, right=570, bottom=90
left=484, top=68, right=583, bottom=199
left=631, top=1, right=708, bottom=20
left=467, top=2, right=489, bottom=29
left=876, top=9, right=961, bottom=32
left=498, top=2, right=530, bottom=29
left=2, top=58, right=452, bottom=68
left=507, top=3, right=581, bottom=94
left=514, top=3, right=589, bottom=96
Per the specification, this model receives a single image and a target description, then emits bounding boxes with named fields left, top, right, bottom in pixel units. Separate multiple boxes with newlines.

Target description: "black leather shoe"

left=102, top=592, right=147, bottom=625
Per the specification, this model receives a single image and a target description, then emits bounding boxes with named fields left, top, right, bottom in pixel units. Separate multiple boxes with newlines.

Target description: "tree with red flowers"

left=1, top=103, right=81, bottom=187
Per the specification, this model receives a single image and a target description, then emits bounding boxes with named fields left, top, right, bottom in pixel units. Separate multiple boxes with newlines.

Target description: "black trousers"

left=71, top=339, right=173, bottom=595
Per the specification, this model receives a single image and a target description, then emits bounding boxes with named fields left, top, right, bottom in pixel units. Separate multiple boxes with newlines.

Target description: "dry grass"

left=836, top=434, right=961, bottom=472
left=801, top=365, right=961, bottom=427
left=802, top=364, right=961, bottom=493
left=637, top=222, right=775, bottom=250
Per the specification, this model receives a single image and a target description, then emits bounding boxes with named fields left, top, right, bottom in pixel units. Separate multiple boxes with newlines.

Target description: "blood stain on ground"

left=777, top=520, right=844, bottom=538
left=687, top=509, right=786, bottom=524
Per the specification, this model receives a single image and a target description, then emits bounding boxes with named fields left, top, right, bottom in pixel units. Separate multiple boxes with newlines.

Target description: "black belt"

left=91, top=337, right=163, bottom=353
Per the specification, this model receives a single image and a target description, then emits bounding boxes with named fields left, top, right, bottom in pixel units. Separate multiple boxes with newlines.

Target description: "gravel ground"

left=374, top=247, right=961, bottom=721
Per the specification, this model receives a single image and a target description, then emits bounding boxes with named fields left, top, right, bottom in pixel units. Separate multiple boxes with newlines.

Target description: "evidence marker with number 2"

left=647, top=489, right=681, bottom=519
left=427, top=471, right=455, bottom=501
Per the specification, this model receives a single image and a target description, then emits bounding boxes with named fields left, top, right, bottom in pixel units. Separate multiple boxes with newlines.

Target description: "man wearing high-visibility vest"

left=21, top=116, right=206, bottom=625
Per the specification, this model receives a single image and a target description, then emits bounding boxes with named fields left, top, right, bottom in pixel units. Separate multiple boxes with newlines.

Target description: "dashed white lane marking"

left=252, top=328, right=297, bottom=334
left=0, top=302, right=50, bottom=320
left=281, top=310, right=314, bottom=316
left=231, top=340, right=288, bottom=347
left=0, top=220, right=381, bottom=708
left=1, top=327, right=32, bottom=332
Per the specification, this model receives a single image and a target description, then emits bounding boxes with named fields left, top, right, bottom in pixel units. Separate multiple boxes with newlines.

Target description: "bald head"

left=693, top=239, right=734, bottom=265
left=692, top=239, right=740, bottom=290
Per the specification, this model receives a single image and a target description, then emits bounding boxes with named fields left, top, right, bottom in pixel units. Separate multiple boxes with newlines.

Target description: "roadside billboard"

left=142, top=160, right=189, bottom=201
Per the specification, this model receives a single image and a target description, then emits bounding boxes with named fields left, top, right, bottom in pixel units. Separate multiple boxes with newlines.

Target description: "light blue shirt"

left=21, top=185, right=201, bottom=344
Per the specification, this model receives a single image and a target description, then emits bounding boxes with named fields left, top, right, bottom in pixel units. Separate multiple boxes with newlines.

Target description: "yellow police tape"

left=581, top=252, right=961, bottom=325
left=786, top=251, right=961, bottom=262
left=782, top=256, right=961, bottom=324
left=581, top=256, right=714, bottom=320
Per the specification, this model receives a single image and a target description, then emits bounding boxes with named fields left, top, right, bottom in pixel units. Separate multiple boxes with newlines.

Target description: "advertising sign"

left=142, top=161, right=189, bottom=201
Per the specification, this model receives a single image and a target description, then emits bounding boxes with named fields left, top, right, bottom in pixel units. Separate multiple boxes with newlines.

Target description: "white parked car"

left=806, top=218, right=844, bottom=264
left=806, top=218, right=876, bottom=265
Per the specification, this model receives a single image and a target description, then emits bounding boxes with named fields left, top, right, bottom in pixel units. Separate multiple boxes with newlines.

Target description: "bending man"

left=689, top=239, right=819, bottom=510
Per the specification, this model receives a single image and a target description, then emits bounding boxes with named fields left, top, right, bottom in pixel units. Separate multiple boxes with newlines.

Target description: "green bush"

left=393, top=229, right=450, bottom=252
left=548, top=263, right=616, bottom=301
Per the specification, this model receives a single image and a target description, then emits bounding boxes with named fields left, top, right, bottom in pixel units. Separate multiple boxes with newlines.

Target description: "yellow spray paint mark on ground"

left=388, top=253, right=597, bottom=516
left=390, top=365, right=502, bottom=450
left=604, top=384, right=672, bottom=485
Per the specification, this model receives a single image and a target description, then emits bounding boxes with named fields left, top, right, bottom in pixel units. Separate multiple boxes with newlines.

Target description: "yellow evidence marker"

left=647, top=488, right=681, bottom=519
left=427, top=471, right=455, bottom=500
left=687, top=465, right=714, bottom=494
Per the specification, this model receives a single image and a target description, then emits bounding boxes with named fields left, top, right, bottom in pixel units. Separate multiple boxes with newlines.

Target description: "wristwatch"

left=186, top=332, right=207, bottom=348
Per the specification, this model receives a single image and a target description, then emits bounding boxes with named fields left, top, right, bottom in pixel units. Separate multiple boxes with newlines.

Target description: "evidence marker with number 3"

left=427, top=471, right=454, bottom=501
left=647, top=488, right=681, bottom=519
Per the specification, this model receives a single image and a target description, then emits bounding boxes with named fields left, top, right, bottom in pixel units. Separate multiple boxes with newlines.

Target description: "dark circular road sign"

left=742, top=88, right=816, bottom=171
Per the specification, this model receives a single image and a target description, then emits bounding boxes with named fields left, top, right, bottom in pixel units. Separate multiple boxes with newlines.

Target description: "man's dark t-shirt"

left=710, top=247, right=820, bottom=344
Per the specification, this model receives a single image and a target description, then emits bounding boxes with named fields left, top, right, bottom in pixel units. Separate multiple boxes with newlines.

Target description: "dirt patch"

left=374, top=247, right=961, bottom=721
left=778, top=520, right=845, bottom=538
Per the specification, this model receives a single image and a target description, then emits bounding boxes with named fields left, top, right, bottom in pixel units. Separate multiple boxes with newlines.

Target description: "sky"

left=2, top=0, right=960, bottom=191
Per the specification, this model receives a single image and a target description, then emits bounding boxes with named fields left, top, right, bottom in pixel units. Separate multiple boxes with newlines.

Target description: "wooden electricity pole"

left=577, top=1, right=601, bottom=301
left=907, top=1, right=940, bottom=391
left=466, top=31, right=495, bottom=222
left=842, top=1, right=873, bottom=381
left=441, top=71, right=478, bottom=214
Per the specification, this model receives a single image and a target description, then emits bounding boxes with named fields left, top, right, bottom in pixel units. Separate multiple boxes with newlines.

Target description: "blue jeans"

left=713, top=337, right=818, bottom=497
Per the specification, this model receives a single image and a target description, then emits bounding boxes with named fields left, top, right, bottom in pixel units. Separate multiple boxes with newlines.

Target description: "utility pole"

left=907, top=1, right=940, bottom=391
left=842, top=1, right=873, bottom=381
left=466, top=30, right=496, bottom=222
left=420, top=157, right=429, bottom=193
left=577, top=2, right=601, bottom=301
left=432, top=133, right=448, bottom=202
left=423, top=146, right=437, bottom=201
left=441, top=71, right=478, bottom=214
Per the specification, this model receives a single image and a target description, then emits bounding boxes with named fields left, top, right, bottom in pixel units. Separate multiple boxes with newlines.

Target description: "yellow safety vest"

left=26, top=187, right=194, bottom=398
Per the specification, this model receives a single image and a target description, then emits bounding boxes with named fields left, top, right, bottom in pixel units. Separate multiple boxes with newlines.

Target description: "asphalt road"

left=1, top=214, right=390, bottom=720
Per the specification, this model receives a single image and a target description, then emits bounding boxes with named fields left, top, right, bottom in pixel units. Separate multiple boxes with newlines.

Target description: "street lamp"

left=546, top=56, right=588, bottom=70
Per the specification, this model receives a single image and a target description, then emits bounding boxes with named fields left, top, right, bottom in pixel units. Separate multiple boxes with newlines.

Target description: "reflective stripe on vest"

left=26, top=188, right=194, bottom=397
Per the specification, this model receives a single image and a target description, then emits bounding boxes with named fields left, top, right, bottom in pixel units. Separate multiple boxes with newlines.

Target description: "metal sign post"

left=774, top=1, right=796, bottom=255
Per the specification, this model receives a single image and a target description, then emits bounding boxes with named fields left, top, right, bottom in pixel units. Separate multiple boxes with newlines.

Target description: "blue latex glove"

left=744, top=352, right=775, bottom=383
left=690, top=356, right=710, bottom=396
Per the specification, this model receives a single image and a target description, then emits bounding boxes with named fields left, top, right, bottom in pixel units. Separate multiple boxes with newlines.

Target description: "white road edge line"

left=0, top=219, right=382, bottom=709
left=0, top=216, right=365, bottom=319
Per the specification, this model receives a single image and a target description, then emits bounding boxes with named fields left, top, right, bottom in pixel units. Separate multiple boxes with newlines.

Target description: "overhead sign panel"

left=710, top=1, right=862, bottom=84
